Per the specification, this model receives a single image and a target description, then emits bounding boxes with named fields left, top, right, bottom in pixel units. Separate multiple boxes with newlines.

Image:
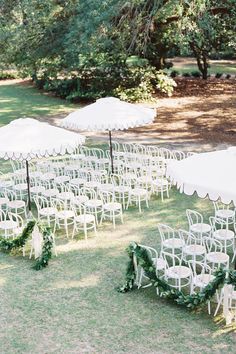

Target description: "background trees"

left=0, top=0, right=235, bottom=100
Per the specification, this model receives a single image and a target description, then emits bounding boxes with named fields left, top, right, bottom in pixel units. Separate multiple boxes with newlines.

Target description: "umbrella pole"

left=26, top=160, right=32, bottom=211
left=108, top=130, right=114, bottom=174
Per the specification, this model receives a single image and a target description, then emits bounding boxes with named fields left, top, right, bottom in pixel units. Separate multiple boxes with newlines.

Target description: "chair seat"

left=163, top=238, right=185, bottom=249
left=165, top=265, right=191, bottom=279
left=7, top=200, right=25, bottom=208
left=213, top=229, right=234, bottom=240
left=152, top=178, right=169, bottom=186
left=40, top=173, right=56, bottom=181
left=0, top=180, right=13, bottom=188
left=0, top=220, right=18, bottom=230
left=193, top=274, right=215, bottom=288
left=114, top=186, right=130, bottom=193
left=99, top=184, right=114, bottom=192
left=57, top=192, right=74, bottom=200
left=216, top=209, right=235, bottom=219
left=40, top=207, right=57, bottom=216
left=103, top=202, right=121, bottom=211
left=54, top=176, right=70, bottom=184
left=0, top=197, right=9, bottom=205
left=31, top=186, right=45, bottom=194
left=190, top=223, right=211, bottom=234
left=42, top=189, right=59, bottom=197
left=56, top=210, right=75, bottom=219
left=73, top=195, right=89, bottom=205
left=84, top=181, right=101, bottom=189
left=206, top=252, right=229, bottom=263
left=184, top=244, right=206, bottom=255
left=75, top=214, right=95, bottom=223
left=130, top=188, right=148, bottom=197
left=85, top=200, right=103, bottom=208
left=69, top=178, right=86, bottom=186
left=14, top=183, right=28, bottom=191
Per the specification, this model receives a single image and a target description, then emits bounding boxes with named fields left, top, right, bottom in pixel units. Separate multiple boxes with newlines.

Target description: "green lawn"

left=0, top=80, right=77, bottom=127
left=0, top=82, right=236, bottom=353
left=171, top=57, right=236, bottom=75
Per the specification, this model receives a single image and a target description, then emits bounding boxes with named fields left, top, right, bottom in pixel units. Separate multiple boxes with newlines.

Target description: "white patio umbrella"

left=0, top=118, right=85, bottom=211
left=167, top=147, right=236, bottom=206
left=61, top=97, right=156, bottom=172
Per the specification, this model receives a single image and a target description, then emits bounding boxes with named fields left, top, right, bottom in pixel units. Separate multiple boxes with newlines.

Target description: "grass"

left=171, top=57, right=236, bottom=75
left=0, top=80, right=78, bottom=127
left=1, top=191, right=236, bottom=353
left=0, top=81, right=236, bottom=353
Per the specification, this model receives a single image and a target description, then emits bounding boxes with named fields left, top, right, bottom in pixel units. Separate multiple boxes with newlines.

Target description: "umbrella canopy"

left=61, top=97, right=156, bottom=131
left=0, top=118, right=85, bottom=212
left=167, top=148, right=236, bottom=205
left=0, top=118, right=85, bottom=161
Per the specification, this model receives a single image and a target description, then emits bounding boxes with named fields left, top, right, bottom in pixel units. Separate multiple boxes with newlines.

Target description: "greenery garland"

left=0, top=220, right=36, bottom=251
left=33, top=225, right=54, bottom=270
left=0, top=220, right=54, bottom=271
left=118, top=242, right=228, bottom=310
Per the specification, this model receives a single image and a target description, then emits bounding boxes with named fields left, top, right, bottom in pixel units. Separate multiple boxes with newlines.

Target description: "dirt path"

left=53, top=78, right=235, bottom=153
left=1, top=78, right=235, bottom=152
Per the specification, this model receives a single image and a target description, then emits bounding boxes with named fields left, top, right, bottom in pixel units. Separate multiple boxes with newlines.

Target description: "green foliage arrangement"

left=117, top=242, right=236, bottom=310
left=0, top=220, right=54, bottom=270
left=33, top=225, right=54, bottom=270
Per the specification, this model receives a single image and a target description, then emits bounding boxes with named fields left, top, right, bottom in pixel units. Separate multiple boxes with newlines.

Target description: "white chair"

left=162, top=251, right=192, bottom=291
left=74, top=206, right=97, bottom=240
left=209, top=216, right=235, bottom=255
left=213, top=201, right=235, bottom=228
left=100, top=191, right=123, bottom=229
left=186, top=209, right=211, bottom=238
left=137, top=245, right=166, bottom=292
left=151, top=176, right=170, bottom=201
left=204, top=236, right=230, bottom=270
left=126, top=187, right=149, bottom=213
left=53, top=198, right=76, bottom=239
left=0, top=209, right=18, bottom=239
left=111, top=174, right=131, bottom=209
left=6, top=190, right=27, bottom=218
left=158, top=224, right=185, bottom=256
left=83, top=188, right=103, bottom=224
left=180, top=229, right=206, bottom=263
left=34, top=195, right=57, bottom=227
left=188, top=260, right=215, bottom=314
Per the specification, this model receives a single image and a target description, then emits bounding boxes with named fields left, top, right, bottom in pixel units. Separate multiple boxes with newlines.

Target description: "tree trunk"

left=190, top=41, right=208, bottom=80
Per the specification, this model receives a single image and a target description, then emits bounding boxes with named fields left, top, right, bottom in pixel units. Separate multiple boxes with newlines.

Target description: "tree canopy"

left=0, top=0, right=235, bottom=100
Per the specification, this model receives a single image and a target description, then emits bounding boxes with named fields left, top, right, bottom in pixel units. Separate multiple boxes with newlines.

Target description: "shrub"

left=182, top=72, right=191, bottom=77
left=33, top=64, right=177, bottom=103
left=191, top=71, right=201, bottom=78
left=215, top=73, right=222, bottom=78
left=0, top=71, right=18, bottom=80
left=170, top=70, right=179, bottom=78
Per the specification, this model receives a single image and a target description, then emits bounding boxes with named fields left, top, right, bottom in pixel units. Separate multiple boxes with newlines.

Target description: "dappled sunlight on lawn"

left=47, top=274, right=100, bottom=290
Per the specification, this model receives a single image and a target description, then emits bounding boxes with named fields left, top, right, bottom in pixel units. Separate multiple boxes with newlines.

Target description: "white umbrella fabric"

left=167, top=148, right=236, bottom=206
left=61, top=97, right=156, bottom=172
left=0, top=118, right=85, bottom=210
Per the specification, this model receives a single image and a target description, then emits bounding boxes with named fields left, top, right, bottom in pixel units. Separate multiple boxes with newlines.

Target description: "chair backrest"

left=0, top=209, right=7, bottom=222
left=172, top=150, right=186, bottom=160
left=203, top=236, right=223, bottom=253
left=157, top=223, right=176, bottom=243
left=99, top=191, right=114, bottom=204
left=188, top=260, right=212, bottom=278
left=8, top=212, right=24, bottom=228
left=186, top=209, right=203, bottom=226
left=161, top=251, right=182, bottom=268
left=178, top=229, right=201, bottom=245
